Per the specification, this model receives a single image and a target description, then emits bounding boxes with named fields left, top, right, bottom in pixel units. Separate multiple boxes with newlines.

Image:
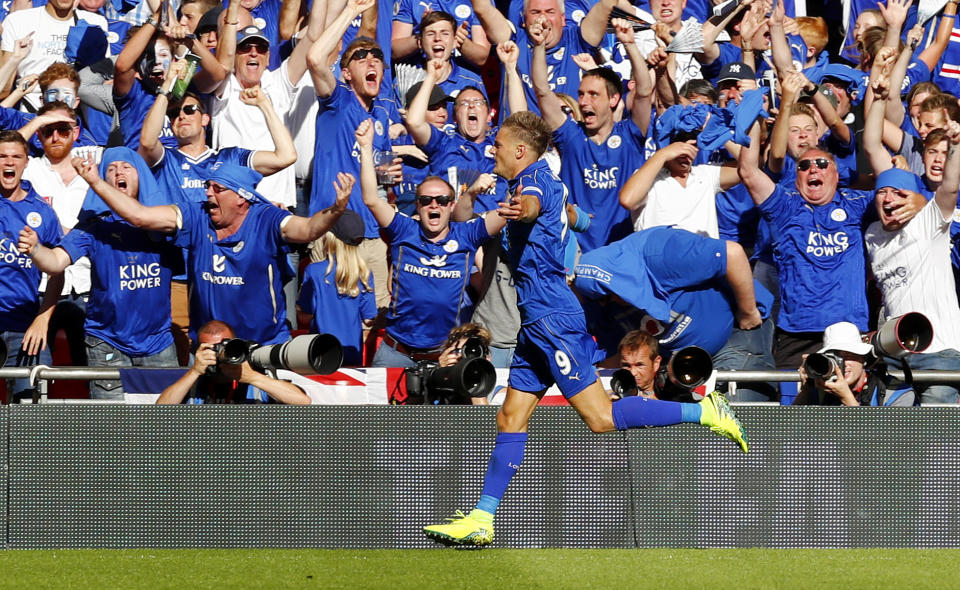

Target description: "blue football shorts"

left=508, top=312, right=600, bottom=399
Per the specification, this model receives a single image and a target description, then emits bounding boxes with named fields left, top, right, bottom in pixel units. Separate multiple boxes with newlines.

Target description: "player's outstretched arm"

left=73, top=157, right=179, bottom=232
left=725, top=240, right=762, bottom=330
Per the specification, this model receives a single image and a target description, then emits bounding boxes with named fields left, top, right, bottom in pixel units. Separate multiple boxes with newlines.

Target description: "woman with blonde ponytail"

left=298, top=211, right=377, bottom=366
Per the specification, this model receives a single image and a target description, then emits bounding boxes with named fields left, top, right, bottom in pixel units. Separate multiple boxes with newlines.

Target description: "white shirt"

left=865, top=199, right=960, bottom=353
left=632, top=164, right=722, bottom=238
left=209, top=62, right=302, bottom=208
left=1, top=8, right=110, bottom=110
left=24, top=147, right=103, bottom=295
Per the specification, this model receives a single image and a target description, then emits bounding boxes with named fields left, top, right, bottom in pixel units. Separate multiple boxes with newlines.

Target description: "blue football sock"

left=680, top=402, right=702, bottom=424
left=611, top=396, right=685, bottom=430
left=475, top=432, right=527, bottom=516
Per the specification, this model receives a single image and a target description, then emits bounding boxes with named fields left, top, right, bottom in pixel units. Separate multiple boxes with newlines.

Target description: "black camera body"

left=405, top=357, right=497, bottom=405
left=609, top=346, right=713, bottom=402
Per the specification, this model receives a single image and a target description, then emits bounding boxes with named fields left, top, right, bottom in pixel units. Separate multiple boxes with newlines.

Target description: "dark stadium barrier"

left=4, top=405, right=960, bottom=548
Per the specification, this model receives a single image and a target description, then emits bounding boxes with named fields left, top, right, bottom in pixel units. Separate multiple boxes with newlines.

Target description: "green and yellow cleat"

left=699, top=391, right=749, bottom=453
left=424, top=510, right=494, bottom=547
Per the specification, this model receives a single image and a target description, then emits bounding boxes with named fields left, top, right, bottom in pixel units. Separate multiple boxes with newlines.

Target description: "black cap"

left=195, top=7, right=222, bottom=36
left=330, top=210, right=365, bottom=246
left=405, top=81, right=451, bottom=109
left=718, top=61, right=756, bottom=83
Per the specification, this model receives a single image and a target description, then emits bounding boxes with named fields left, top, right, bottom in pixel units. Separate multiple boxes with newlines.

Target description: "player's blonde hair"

left=314, top=232, right=372, bottom=298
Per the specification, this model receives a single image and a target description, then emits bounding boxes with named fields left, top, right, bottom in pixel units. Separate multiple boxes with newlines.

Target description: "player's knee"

left=583, top=414, right=616, bottom=434
left=496, top=407, right=527, bottom=432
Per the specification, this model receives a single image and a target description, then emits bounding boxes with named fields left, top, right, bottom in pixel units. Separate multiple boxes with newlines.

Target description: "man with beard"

left=18, top=148, right=182, bottom=399
left=532, top=17, right=653, bottom=251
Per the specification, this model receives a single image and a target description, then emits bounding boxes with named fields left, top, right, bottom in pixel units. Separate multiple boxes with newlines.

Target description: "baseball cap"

left=718, top=62, right=755, bottom=84
left=237, top=25, right=270, bottom=47
left=405, top=81, right=451, bottom=109
left=818, top=322, right=873, bottom=356
left=817, top=85, right=839, bottom=109
left=330, top=210, right=365, bottom=246
left=874, top=168, right=924, bottom=193
left=195, top=7, right=222, bottom=36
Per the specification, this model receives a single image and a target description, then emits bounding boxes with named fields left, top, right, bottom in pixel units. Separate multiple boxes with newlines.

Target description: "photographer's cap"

left=819, top=322, right=872, bottom=355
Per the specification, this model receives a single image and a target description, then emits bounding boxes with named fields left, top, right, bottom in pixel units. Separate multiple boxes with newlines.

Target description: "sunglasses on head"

left=417, top=194, right=453, bottom=207
left=38, top=122, right=74, bottom=138
left=797, top=157, right=831, bottom=171
left=348, top=47, right=384, bottom=63
left=167, top=103, right=202, bottom=119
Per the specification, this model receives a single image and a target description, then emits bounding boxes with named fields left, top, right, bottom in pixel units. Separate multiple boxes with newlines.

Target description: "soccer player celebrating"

left=423, top=112, right=749, bottom=547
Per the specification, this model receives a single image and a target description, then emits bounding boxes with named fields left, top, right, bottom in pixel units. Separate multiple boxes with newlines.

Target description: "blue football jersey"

left=310, top=83, right=393, bottom=237
left=503, top=159, right=582, bottom=323
left=298, top=261, right=377, bottom=366
left=60, top=214, right=181, bottom=356
left=114, top=79, right=177, bottom=152
left=0, top=185, right=63, bottom=332
left=173, top=201, right=293, bottom=345
left=153, top=146, right=254, bottom=205
left=759, top=184, right=872, bottom=332
left=553, top=117, right=645, bottom=252
left=422, top=125, right=504, bottom=212
left=383, top=213, right=490, bottom=348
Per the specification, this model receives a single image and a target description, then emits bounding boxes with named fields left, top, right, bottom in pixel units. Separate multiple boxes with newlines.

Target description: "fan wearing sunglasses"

left=738, top=118, right=925, bottom=376
left=355, top=119, right=506, bottom=369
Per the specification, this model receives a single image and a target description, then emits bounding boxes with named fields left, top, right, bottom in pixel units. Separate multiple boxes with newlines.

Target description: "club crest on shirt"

left=553, top=47, right=565, bottom=61
left=443, top=239, right=459, bottom=253
left=484, top=144, right=495, bottom=158
left=26, top=212, right=42, bottom=228
left=375, top=121, right=384, bottom=136
left=107, top=31, right=120, bottom=44
left=254, top=17, right=267, bottom=29
left=182, top=163, right=190, bottom=170
left=455, top=4, right=471, bottom=19
left=952, top=208, right=960, bottom=223
left=607, top=135, right=621, bottom=149
left=831, top=208, right=847, bottom=222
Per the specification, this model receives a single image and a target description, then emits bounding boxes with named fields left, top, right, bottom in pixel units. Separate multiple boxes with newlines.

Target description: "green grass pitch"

left=2, top=549, right=959, bottom=589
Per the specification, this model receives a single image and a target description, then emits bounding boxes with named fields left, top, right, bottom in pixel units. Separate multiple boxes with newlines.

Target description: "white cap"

left=818, top=322, right=873, bottom=356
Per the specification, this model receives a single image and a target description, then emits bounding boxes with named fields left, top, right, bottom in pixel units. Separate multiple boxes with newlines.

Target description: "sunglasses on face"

left=238, top=40, right=269, bottom=54
left=204, top=180, right=229, bottom=193
left=38, top=123, right=75, bottom=138
left=348, top=47, right=384, bottom=64
left=417, top=194, right=453, bottom=206
left=167, top=103, right=202, bottom=119
left=797, top=157, right=831, bottom=171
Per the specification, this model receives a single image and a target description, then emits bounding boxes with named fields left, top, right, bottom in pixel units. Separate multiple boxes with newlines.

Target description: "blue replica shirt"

left=59, top=213, right=181, bottom=356
left=503, top=159, right=583, bottom=323
left=758, top=184, right=872, bottom=332
left=0, top=184, right=63, bottom=332
left=391, top=132, right=429, bottom=216
left=382, top=212, right=491, bottom=348
left=438, top=62, right=486, bottom=122
left=152, top=146, right=254, bottom=205
left=395, top=0, right=480, bottom=30
left=716, top=183, right=760, bottom=250
left=504, top=24, right=594, bottom=122
left=297, top=261, right=376, bottom=366
left=573, top=227, right=774, bottom=356
left=699, top=42, right=771, bottom=84
left=552, top=117, right=644, bottom=252
left=114, top=78, right=177, bottom=151
left=173, top=200, right=293, bottom=346
left=422, top=125, right=504, bottom=212
left=310, top=82, right=393, bottom=237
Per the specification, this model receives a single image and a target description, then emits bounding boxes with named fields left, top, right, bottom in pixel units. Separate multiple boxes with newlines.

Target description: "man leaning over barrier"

left=70, top=157, right=350, bottom=347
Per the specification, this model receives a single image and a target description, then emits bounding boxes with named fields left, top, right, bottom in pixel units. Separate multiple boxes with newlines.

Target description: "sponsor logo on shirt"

left=403, top=254, right=463, bottom=278
left=419, top=254, right=447, bottom=267
left=119, top=262, right=162, bottom=291
left=806, top=230, right=850, bottom=257
left=0, top=238, right=33, bottom=267
left=876, top=266, right=909, bottom=293
left=181, top=177, right=204, bottom=189
left=574, top=264, right=611, bottom=283
left=201, top=254, right=245, bottom=285
left=583, top=165, right=620, bottom=189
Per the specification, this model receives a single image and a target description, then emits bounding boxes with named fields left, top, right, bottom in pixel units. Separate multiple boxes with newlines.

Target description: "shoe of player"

left=423, top=510, right=494, bottom=546
left=699, top=391, right=749, bottom=453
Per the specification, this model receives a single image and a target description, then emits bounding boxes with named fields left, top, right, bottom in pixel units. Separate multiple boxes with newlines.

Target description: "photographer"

left=157, top=320, right=310, bottom=405
left=436, top=323, right=494, bottom=406
left=611, top=330, right=661, bottom=400
left=793, top=322, right=915, bottom=407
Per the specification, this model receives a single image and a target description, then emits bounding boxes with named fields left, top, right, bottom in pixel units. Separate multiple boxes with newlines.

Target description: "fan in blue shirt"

left=355, top=119, right=502, bottom=366
left=19, top=148, right=182, bottom=399
left=532, top=17, right=653, bottom=252
left=392, top=0, right=490, bottom=69
left=423, top=111, right=751, bottom=549
left=70, top=156, right=352, bottom=348
left=0, top=132, right=63, bottom=397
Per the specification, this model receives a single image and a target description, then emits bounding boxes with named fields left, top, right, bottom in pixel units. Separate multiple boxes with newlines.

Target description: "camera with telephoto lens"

left=208, top=334, right=343, bottom=375
left=405, top=356, right=497, bottom=405
left=654, top=346, right=713, bottom=401
left=803, top=351, right=845, bottom=381
left=458, top=336, right=489, bottom=360
left=869, top=312, right=933, bottom=360
left=610, top=369, right=638, bottom=399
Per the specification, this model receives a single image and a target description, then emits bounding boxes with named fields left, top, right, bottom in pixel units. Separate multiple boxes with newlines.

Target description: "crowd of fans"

left=0, top=0, right=959, bottom=405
